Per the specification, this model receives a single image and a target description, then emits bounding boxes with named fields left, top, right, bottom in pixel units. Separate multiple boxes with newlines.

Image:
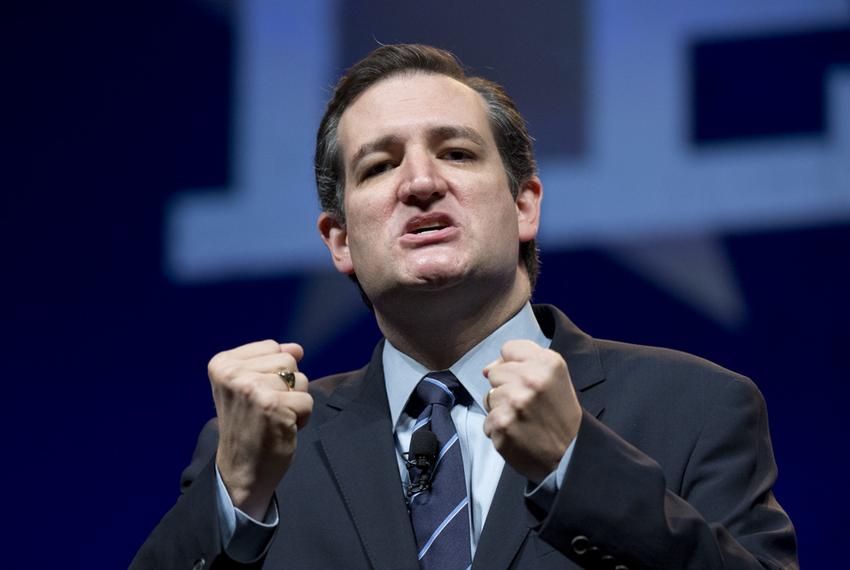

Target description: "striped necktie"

left=406, top=370, right=472, bottom=570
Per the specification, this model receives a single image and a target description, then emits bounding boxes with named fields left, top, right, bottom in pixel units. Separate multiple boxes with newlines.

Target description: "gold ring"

left=485, top=387, right=496, bottom=411
left=277, top=368, right=296, bottom=390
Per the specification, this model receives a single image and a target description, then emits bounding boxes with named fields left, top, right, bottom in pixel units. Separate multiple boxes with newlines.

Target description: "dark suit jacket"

left=131, top=305, right=797, bottom=569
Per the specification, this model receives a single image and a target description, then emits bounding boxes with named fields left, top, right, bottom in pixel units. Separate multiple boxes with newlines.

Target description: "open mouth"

left=404, top=213, right=455, bottom=237
left=411, top=224, right=447, bottom=235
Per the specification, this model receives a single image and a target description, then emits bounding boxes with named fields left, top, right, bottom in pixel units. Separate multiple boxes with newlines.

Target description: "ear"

left=516, top=176, right=543, bottom=243
left=318, top=212, right=355, bottom=275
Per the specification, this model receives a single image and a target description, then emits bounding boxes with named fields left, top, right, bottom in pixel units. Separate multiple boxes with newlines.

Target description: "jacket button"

left=614, top=565, right=629, bottom=570
left=571, top=535, right=590, bottom=555
left=192, top=559, right=206, bottom=570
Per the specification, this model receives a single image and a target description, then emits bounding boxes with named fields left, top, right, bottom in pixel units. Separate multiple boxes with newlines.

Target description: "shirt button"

left=571, top=535, right=590, bottom=555
left=192, top=558, right=206, bottom=570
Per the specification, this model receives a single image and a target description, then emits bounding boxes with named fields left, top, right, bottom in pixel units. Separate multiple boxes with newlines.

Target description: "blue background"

left=6, top=1, right=849, bottom=567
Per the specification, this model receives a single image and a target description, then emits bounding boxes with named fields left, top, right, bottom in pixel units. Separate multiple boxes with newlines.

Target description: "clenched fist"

left=208, top=340, right=313, bottom=519
left=483, top=340, right=581, bottom=484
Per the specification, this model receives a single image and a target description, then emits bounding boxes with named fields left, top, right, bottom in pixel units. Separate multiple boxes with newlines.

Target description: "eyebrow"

left=348, top=125, right=487, bottom=173
left=430, top=125, right=486, bottom=148
left=349, top=134, right=402, bottom=174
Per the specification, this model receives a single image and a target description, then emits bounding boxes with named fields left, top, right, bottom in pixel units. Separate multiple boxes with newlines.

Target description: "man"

left=133, top=44, right=797, bottom=569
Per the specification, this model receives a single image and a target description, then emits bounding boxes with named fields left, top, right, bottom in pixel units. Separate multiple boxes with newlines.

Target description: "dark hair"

left=315, top=43, right=540, bottom=289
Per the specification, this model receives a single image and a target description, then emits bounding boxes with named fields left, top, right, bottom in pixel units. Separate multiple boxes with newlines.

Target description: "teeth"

left=413, top=225, right=443, bottom=234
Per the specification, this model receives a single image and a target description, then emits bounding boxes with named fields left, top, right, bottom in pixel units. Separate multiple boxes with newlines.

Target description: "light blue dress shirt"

left=216, top=302, right=576, bottom=561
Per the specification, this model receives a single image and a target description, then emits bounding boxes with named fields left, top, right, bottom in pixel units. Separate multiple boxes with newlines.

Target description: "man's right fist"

left=208, top=340, right=313, bottom=519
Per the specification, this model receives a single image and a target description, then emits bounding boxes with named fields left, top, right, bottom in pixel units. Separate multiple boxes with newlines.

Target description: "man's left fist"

left=483, top=340, right=581, bottom=484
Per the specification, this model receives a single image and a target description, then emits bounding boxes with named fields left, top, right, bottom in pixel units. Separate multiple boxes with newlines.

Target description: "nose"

left=397, top=151, right=448, bottom=207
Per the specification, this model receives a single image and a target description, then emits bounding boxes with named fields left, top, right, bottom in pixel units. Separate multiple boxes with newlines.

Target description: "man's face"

left=319, top=72, right=541, bottom=304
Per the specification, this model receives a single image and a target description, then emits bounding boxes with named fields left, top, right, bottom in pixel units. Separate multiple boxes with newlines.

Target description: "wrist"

left=217, top=462, right=277, bottom=520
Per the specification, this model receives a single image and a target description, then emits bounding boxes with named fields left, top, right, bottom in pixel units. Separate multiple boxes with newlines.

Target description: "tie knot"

left=408, top=371, right=465, bottom=415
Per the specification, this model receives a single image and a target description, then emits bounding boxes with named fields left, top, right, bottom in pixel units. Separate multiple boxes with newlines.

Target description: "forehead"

left=337, top=73, right=495, bottom=162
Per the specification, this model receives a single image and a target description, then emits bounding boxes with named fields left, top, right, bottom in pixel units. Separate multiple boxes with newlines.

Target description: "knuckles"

left=207, top=352, right=228, bottom=379
left=507, top=389, right=532, bottom=414
left=256, top=392, right=282, bottom=416
left=260, top=339, right=280, bottom=351
left=208, top=354, right=242, bottom=385
left=219, top=364, right=241, bottom=383
left=521, top=372, right=545, bottom=393
left=524, top=350, right=567, bottom=392
left=536, top=348, right=564, bottom=374
left=489, top=348, right=571, bottom=423
left=488, top=407, right=515, bottom=434
left=233, top=376, right=260, bottom=399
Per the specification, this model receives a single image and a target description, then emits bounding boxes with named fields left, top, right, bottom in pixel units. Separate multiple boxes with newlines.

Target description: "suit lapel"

left=473, top=305, right=608, bottom=568
left=472, top=462, right=535, bottom=569
left=317, top=306, right=607, bottom=569
left=536, top=304, right=607, bottom=418
left=318, top=343, right=420, bottom=570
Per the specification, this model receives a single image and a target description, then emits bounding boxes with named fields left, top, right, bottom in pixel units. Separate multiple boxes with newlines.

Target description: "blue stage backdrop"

left=6, top=1, right=849, bottom=567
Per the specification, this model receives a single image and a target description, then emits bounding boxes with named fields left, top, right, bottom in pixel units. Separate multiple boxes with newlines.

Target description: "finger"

left=486, top=379, right=535, bottom=411
left=499, top=339, right=542, bottom=363
left=482, top=357, right=503, bottom=378
left=485, top=361, right=528, bottom=388
left=484, top=387, right=497, bottom=413
left=279, top=343, right=304, bottom=361
left=241, top=385, right=313, bottom=425
left=226, top=339, right=286, bottom=359
left=291, top=371, right=309, bottom=393
left=238, top=386, right=301, bottom=431
left=486, top=385, right=501, bottom=412
left=483, top=403, right=516, bottom=439
left=216, top=371, right=292, bottom=399
left=279, top=391, right=313, bottom=428
left=241, top=352, right=300, bottom=374
left=253, top=371, right=308, bottom=394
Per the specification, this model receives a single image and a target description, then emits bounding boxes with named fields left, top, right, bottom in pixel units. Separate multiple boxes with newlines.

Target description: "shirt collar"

left=383, top=302, right=551, bottom=428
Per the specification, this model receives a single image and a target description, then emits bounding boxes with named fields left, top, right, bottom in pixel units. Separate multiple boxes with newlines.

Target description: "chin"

left=405, top=273, right=463, bottom=292
left=409, top=262, right=469, bottom=288
left=372, top=269, right=465, bottom=301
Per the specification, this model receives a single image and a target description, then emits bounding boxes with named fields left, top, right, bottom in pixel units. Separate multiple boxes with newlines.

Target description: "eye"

left=442, top=148, right=474, bottom=162
left=361, top=161, right=394, bottom=180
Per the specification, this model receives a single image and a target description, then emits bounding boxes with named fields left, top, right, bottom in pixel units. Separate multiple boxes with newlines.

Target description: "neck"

left=373, top=271, right=531, bottom=370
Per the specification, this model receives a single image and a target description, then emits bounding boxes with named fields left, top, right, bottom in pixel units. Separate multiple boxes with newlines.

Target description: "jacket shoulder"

left=308, top=366, right=368, bottom=402
left=593, top=337, right=755, bottom=394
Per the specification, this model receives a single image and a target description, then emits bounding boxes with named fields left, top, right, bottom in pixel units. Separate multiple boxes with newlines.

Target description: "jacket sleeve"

left=537, top=378, right=798, bottom=570
left=129, top=419, right=268, bottom=570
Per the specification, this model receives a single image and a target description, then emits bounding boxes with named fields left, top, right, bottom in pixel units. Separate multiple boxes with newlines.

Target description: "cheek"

left=344, top=198, right=396, bottom=261
left=467, top=186, right=519, bottom=234
left=346, top=194, right=391, bottom=233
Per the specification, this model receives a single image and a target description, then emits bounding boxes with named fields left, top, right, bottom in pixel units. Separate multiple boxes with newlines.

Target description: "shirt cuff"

left=524, top=436, right=577, bottom=513
left=215, top=464, right=279, bottom=562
